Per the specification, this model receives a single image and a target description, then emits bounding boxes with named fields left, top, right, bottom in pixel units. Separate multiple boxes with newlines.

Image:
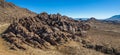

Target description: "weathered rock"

left=2, top=12, right=90, bottom=50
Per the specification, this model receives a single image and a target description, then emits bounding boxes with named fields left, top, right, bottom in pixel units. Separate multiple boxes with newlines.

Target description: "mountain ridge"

left=106, top=15, right=120, bottom=21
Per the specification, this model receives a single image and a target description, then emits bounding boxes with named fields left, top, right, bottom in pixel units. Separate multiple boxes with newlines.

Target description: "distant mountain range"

left=75, top=15, right=120, bottom=22
left=74, top=15, right=120, bottom=24
left=74, top=18, right=89, bottom=20
left=106, top=15, right=120, bottom=21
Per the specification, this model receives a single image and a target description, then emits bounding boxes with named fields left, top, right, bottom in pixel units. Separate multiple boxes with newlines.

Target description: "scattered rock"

left=83, top=42, right=119, bottom=55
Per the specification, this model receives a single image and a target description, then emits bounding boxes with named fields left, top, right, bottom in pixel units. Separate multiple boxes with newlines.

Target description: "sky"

left=6, top=0, right=120, bottom=19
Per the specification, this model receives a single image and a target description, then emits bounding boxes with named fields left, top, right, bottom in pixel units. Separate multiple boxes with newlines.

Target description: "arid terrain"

left=0, top=0, right=120, bottom=55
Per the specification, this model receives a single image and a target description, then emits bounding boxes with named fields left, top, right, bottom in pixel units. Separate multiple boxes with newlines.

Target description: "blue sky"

left=6, top=0, right=120, bottom=19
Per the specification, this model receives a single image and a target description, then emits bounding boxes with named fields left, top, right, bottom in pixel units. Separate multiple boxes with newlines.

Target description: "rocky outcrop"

left=2, top=12, right=90, bottom=50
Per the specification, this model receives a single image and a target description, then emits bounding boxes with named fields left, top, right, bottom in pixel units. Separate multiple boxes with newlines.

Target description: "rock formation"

left=2, top=12, right=90, bottom=50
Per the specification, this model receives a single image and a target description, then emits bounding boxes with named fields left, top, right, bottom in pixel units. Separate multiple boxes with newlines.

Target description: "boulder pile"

left=2, top=12, right=90, bottom=50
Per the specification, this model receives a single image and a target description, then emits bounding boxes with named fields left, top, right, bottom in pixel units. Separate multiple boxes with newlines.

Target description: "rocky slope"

left=2, top=12, right=120, bottom=55
left=2, top=12, right=90, bottom=50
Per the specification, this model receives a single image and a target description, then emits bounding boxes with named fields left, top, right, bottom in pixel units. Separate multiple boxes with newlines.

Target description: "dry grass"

left=57, top=41, right=107, bottom=55
left=0, top=23, right=10, bottom=35
left=0, top=38, right=106, bottom=55
left=88, top=23, right=120, bottom=50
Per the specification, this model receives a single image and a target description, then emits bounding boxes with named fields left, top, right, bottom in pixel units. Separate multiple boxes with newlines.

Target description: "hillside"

left=0, top=0, right=36, bottom=23
left=2, top=12, right=90, bottom=50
